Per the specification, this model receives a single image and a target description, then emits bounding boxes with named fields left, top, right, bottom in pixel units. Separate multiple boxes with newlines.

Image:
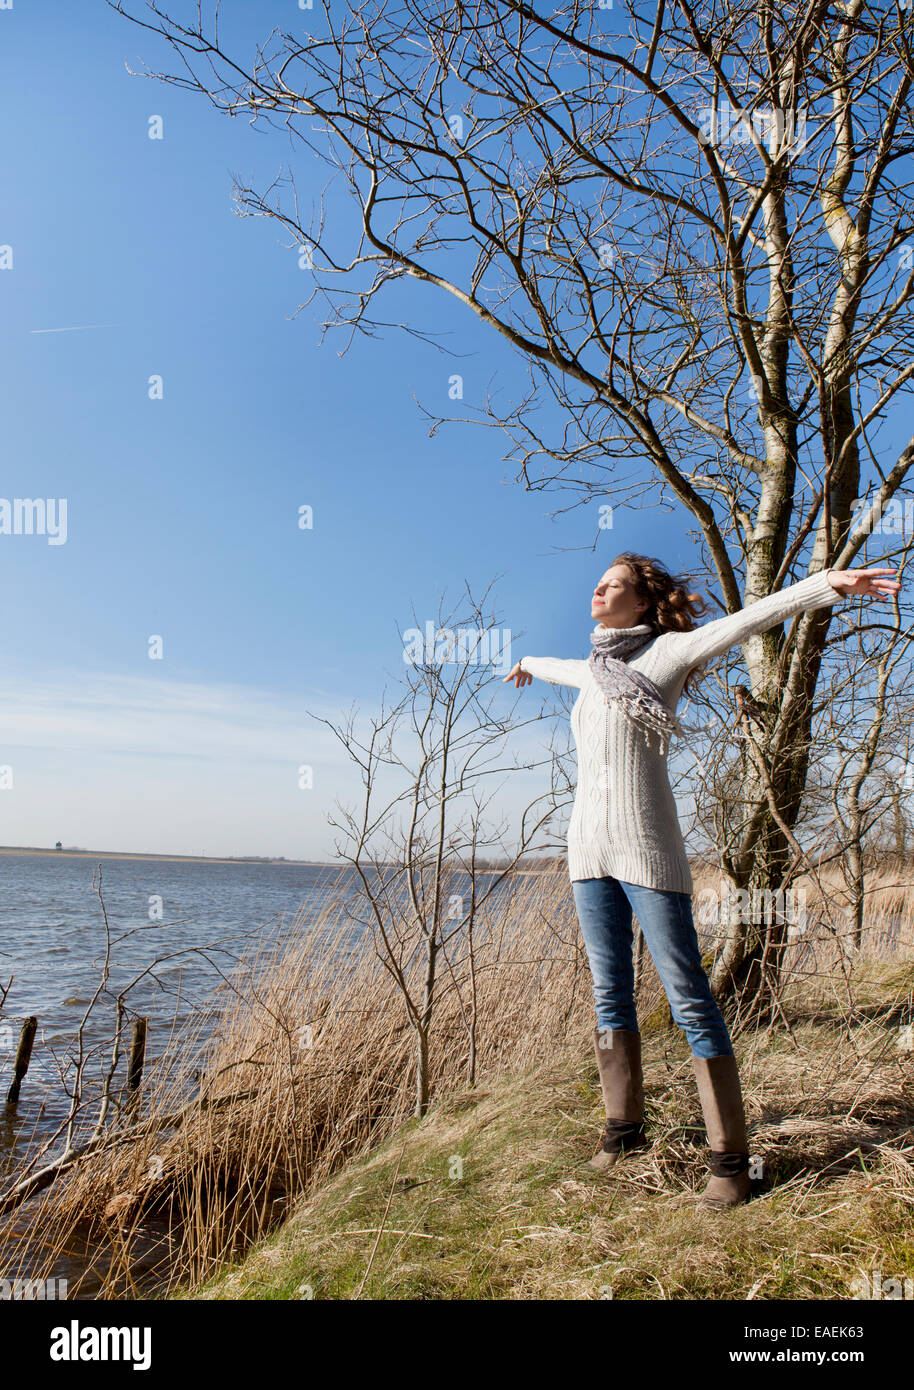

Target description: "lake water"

left=0, top=850, right=522, bottom=1295
left=0, top=852, right=354, bottom=1179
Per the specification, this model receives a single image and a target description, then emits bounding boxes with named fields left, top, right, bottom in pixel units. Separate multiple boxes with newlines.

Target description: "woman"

left=504, top=556, right=900, bottom=1207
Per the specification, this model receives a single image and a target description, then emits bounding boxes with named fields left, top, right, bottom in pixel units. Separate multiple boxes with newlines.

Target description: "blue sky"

left=0, top=2, right=902, bottom=858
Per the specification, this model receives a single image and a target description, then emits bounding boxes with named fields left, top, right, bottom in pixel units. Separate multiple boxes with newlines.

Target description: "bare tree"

left=312, top=589, right=565, bottom=1114
left=112, top=0, right=914, bottom=1012
left=682, top=539, right=914, bottom=1007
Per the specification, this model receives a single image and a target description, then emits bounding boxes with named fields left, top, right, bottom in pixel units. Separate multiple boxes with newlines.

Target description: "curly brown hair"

left=610, top=552, right=711, bottom=694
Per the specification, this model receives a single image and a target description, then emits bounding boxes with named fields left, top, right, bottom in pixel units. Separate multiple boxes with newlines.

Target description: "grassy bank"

left=182, top=960, right=914, bottom=1301
left=3, top=865, right=912, bottom=1298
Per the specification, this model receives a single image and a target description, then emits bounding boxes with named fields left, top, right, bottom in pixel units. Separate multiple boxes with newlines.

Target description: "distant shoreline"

left=0, top=846, right=336, bottom=868
left=0, top=846, right=565, bottom=872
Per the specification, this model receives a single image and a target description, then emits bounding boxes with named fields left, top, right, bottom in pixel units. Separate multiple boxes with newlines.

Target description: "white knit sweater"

left=519, top=569, right=843, bottom=893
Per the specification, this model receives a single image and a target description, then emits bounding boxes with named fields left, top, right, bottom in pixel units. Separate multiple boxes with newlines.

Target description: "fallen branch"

left=0, top=1088, right=255, bottom=1219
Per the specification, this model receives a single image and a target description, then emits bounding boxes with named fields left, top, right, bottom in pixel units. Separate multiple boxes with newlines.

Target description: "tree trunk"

left=414, top=1024, right=430, bottom=1120
left=710, top=677, right=819, bottom=1015
left=712, top=820, right=794, bottom=1023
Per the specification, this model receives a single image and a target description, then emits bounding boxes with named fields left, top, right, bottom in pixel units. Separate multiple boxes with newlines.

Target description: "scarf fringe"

left=618, top=691, right=684, bottom=756
left=588, top=634, right=684, bottom=754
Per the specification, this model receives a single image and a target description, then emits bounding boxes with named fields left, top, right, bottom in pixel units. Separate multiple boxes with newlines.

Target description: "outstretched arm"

left=503, top=656, right=588, bottom=689
left=659, top=567, right=899, bottom=674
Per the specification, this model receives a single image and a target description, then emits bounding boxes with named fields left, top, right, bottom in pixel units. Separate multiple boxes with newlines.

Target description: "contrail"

left=29, top=324, right=121, bottom=334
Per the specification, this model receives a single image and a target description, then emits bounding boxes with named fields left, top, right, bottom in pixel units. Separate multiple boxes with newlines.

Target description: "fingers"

left=848, top=568, right=902, bottom=600
left=865, top=579, right=901, bottom=600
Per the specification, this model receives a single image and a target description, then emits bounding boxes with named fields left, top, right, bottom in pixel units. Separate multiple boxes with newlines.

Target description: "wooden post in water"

left=6, top=1016, right=37, bottom=1105
left=126, top=1017, right=147, bottom=1107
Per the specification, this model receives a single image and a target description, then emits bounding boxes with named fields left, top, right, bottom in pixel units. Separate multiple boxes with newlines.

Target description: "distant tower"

left=55, top=841, right=62, bottom=851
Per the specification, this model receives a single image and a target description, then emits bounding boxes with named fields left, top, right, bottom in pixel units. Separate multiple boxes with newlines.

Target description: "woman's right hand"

left=503, top=661, right=532, bottom=687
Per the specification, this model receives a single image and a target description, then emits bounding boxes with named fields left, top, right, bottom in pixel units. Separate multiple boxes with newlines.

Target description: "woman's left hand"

left=826, top=566, right=901, bottom=600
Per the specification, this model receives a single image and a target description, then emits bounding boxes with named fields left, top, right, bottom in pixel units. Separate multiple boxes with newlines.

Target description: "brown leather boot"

left=690, top=1054, right=753, bottom=1207
left=588, top=1028, right=648, bottom=1171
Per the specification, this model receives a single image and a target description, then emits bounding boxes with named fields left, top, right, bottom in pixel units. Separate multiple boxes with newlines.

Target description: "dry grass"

left=188, top=970, right=914, bottom=1301
left=1, top=860, right=912, bottom=1298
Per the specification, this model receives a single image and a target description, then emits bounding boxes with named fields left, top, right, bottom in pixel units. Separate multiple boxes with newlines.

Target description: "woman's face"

left=591, top=564, right=648, bottom=629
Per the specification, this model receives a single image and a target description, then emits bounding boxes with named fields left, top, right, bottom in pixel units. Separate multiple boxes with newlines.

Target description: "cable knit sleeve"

left=658, top=569, right=843, bottom=675
left=517, top=655, right=589, bottom=688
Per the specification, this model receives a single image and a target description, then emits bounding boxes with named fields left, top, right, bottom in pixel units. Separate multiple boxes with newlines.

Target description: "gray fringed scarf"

left=588, top=623, right=685, bottom=755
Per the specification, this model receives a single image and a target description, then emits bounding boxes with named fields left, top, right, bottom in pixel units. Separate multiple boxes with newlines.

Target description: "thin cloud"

left=29, top=324, right=122, bottom=334
left=0, top=671, right=560, bottom=857
left=0, top=671, right=349, bottom=764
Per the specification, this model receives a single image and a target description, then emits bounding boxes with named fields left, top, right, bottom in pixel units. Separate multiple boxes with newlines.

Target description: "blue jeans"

left=571, top=876, right=733, bottom=1059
